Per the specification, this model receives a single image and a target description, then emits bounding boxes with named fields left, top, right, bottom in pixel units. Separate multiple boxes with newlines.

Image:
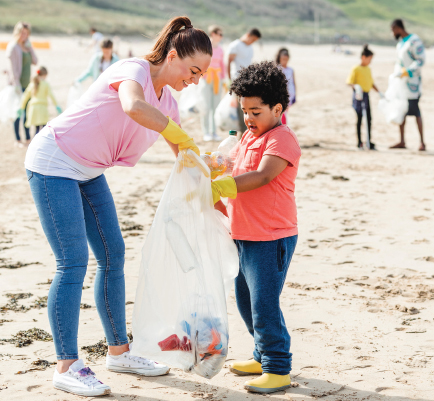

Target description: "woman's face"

left=167, top=50, right=212, bottom=91
left=210, top=31, right=223, bottom=45
left=102, top=48, right=113, bottom=60
left=19, top=28, right=29, bottom=44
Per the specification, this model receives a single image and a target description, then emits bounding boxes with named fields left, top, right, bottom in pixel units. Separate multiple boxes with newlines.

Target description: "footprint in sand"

left=27, top=385, right=42, bottom=392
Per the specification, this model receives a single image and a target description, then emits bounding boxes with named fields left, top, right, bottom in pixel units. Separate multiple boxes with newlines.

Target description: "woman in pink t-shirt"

left=200, top=24, right=225, bottom=141
left=24, top=16, right=212, bottom=397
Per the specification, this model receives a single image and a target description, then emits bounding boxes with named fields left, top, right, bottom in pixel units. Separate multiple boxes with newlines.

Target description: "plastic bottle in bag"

left=200, top=131, right=238, bottom=178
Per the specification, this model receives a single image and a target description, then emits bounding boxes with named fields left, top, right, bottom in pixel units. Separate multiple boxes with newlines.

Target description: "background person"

left=227, top=28, right=261, bottom=132
left=389, top=19, right=426, bottom=151
left=6, top=21, right=38, bottom=147
left=346, top=45, right=381, bottom=150
left=200, top=25, right=225, bottom=142
left=89, top=27, right=104, bottom=53
left=276, top=48, right=296, bottom=126
left=19, top=67, right=62, bottom=135
left=76, top=39, right=120, bottom=84
left=24, top=16, right=212, bottom=397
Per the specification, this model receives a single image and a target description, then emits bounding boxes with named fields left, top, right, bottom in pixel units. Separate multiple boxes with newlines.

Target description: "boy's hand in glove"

left=211, top=176, right=237, bottom=204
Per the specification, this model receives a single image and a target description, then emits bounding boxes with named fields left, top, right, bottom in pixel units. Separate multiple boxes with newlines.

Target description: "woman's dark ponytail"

left=145, top=16, right=212, bottom=65
left=361, top=44, right=374, bottom=57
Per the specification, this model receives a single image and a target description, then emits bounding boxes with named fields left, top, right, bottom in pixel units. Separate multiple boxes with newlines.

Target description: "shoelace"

left=74, top=368, right=102, bottom=386
left=123, top=352, right=154, bottom=367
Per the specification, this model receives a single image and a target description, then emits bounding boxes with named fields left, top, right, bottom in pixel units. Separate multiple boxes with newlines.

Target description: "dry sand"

left=0, top=35, right=433, bottom=401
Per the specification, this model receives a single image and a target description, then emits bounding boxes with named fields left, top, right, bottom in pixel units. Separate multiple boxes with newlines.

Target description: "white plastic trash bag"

left=178, top=81, right=206, bottom=121
left=378, top=75, right=408, bottom=125
left=66, top=83, right=84, bottom=109
left=215, top=93, right=240, bottom=132
left=0, top=85, right=21, bottom=123
left=132, top=150, right=239, bottom=379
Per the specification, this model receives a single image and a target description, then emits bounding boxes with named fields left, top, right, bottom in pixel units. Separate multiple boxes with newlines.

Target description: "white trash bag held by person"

left=378, top=75, right=408, bottom=125
left=132, top=150, right=239, bottom=379
left=215, top=92, right=241, bottom=132
left=0, top=86, right=21, bottom=123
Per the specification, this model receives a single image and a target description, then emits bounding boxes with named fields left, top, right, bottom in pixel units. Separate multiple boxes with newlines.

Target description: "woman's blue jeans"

left=26, top=170, right=128, bottom=360
left=234, top=235, right=298, bottom=375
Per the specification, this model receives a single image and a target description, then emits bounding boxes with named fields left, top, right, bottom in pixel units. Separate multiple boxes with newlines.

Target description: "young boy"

left=211, top=61, right=301, bottom=394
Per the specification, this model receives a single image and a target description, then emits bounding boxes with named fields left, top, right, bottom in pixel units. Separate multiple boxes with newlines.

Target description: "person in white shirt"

left=89, top=27, right=104, bottom=54
left=227, top=28, right=261, bottom=131
left=389, top=19, right=426, bottom=151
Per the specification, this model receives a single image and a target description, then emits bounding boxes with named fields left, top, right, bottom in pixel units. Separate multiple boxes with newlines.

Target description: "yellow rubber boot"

left=229, top=360, right=262, bottom=376
left=244, top=373, right=291, bottom=394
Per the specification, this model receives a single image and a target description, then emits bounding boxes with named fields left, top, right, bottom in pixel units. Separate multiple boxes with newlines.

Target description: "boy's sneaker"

left=106, top=343, right=170, bottom=376
left=53, top=359, right=111, bottom=396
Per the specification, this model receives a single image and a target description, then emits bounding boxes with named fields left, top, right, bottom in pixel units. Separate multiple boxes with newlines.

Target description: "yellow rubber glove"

left=400, top=67, right=409, bottom=78
left=211, top=176, right=237, bottom=205
left=160, top=118, right=199, bottom=156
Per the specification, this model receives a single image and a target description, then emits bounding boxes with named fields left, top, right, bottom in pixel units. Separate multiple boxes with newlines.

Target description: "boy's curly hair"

left=230, top=60, right=289, bottom=112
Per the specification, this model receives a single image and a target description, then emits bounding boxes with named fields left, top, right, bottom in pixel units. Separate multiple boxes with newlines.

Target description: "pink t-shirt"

left=209, top=46, right=225, bottom=79
left=48, top=58, right=180, bottom=168
left=227, top=125, right=301, bottom=241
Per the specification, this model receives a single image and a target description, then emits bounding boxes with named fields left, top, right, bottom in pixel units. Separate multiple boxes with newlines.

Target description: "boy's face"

left=240, top=96, right=282, bottom=137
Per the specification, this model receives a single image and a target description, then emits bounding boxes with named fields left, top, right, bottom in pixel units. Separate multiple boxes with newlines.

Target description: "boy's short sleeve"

left=108, top=59, right=149, bottom=91
left=263, top=129, right=301, bottom=167
left=346, top=66, right=357, bottom=85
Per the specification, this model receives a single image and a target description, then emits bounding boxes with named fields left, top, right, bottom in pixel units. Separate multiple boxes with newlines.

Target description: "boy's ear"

left=273, top=103, right=283, bottom=116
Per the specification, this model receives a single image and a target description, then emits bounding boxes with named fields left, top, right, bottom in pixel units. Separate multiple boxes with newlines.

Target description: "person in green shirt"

left=6, top=21, right=38, bottom=147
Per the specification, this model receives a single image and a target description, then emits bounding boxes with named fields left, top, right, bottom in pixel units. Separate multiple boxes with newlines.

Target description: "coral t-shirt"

left=227, top=125, right=301, bottom=241
left=48, top=58, right=180, bottom=168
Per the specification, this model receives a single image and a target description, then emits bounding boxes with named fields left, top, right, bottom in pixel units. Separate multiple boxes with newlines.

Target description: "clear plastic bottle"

left=217, top=130, right=238, bottom=156
left=201, top=131, right=238, bottom=178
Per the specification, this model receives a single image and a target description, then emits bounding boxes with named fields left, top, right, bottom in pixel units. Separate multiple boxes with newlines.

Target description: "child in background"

left=200, top=25, right=225, bottom=142
left=346, top=45, right=381, bottom=149
left=19, top=67, right=61, bottom=135
left=211, top=61, right=301, bottom=394
left=276, top=48, right=296, bottom=125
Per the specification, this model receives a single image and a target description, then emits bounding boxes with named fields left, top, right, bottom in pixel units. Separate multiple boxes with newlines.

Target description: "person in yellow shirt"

left=347, top=45, right=381, bottom=149
left=19, top=66, right=61, bottom=136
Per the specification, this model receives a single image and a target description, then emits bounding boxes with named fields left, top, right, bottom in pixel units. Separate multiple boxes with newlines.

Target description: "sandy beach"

left=0, top=35, right=433, bottom=401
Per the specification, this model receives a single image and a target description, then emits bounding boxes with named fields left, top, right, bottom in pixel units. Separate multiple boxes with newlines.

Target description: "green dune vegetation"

left=0, top=0, right=432, bottom=45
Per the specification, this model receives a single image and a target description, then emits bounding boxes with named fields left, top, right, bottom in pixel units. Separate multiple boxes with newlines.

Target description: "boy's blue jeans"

left=234, top=235, right=297, bottom=375
left=26, top=170, right=128, bottom=360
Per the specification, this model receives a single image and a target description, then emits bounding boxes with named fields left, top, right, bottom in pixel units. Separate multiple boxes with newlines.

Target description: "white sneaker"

left=203, top=134, right=213, bottom=142
left=53, top=359, right=111, bottom=396
left=106, top=343, right=170, bottom=376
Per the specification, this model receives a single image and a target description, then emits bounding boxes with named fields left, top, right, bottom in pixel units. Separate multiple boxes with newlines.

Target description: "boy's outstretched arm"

left=234, top=155, right=288, bottom=192
left=211, top=155, right=288, bottom=204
